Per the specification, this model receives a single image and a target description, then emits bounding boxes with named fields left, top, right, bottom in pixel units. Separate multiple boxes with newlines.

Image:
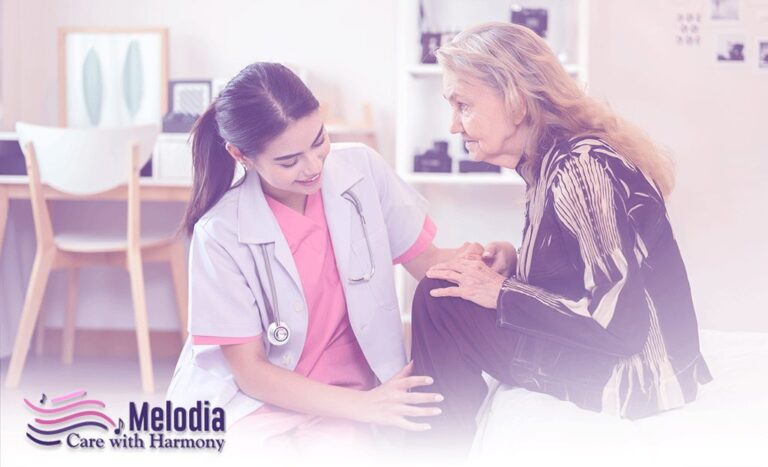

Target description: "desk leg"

left=0, top=187, right=8, bottom=254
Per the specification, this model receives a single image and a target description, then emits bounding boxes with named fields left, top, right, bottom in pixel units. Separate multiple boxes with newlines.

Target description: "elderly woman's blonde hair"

left=436, top=22, right=675, bottom=198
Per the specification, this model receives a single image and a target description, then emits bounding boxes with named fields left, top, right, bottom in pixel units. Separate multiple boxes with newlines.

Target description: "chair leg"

left=168, top=242, right=188, bottom=342
left=34, top=305, right=46, bottom=356
left=5, top=248, right=55, bottom=388
left=62, top=268, right=79, bottom=364
left=126, top=249, right=154, bottom=393
left=0, top=187, right=8, bottom=255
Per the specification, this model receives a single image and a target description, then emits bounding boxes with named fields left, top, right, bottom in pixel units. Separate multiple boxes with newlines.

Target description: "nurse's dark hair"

left=181, top=62, right=320, bottom=235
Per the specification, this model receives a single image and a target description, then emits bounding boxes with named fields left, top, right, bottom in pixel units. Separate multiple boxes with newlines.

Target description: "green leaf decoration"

left=82, top=47, right=104, bottom=126
left=122, top=40, right=144, bottom=119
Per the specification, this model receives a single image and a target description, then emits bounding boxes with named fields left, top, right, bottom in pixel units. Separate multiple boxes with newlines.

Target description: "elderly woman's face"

left=442, top=68, right=526, bottom=168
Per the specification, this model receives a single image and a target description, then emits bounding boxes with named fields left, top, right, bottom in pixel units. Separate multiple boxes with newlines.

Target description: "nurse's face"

left=249, top=110, right=331, bottom=199
left=442, top=68, right=529, bottom=169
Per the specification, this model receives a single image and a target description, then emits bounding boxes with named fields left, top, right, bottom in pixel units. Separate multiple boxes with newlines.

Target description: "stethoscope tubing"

left=259, top=189, right=375, bottom=346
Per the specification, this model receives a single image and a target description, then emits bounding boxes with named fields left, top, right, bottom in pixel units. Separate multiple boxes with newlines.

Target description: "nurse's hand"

left=355, top=361, right=443, bottom=431
left=481, top=241, right=518, bottom=277
left=426, top=258, right=507, bottom=309
left=455, top=241, right=484, bottom=260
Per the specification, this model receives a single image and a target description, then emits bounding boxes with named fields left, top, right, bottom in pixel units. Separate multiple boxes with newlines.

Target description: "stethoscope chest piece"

left=256, top=189, right=373, bottom=349
left=267, top=321, right=291, bottom=346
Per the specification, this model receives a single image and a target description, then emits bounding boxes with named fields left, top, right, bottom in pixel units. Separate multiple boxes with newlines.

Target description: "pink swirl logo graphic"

left=24, top=389, right=121, bottom=447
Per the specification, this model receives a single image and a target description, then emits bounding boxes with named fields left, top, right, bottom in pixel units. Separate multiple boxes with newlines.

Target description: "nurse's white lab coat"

left=166, top=143, right=431, bottom=428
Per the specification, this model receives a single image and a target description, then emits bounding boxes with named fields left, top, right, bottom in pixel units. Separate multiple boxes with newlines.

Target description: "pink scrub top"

left=193, top=189, right=435, bottom=438
left=263, top=190, right=377, bottom=391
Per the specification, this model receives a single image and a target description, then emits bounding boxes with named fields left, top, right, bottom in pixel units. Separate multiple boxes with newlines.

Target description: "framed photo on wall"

left=58, top=27, right=169, bottom=127
left=758, top=37, right=768, bottom=71
left=714, top=32, right=746, bottom=65
left=168, top=80, right=211, bottom=116
left=162, top=80, right=212, bottom=133
left=710, top=0, right=740, bottom=21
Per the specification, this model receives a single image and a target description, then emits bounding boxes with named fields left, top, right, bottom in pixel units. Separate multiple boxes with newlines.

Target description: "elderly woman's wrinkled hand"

left=425, top=258, right=507, bottom=309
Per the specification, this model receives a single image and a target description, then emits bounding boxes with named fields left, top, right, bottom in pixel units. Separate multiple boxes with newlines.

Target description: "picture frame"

left=168, top=80, right=211, bottom=116
left=162, top=80, right=211, bottom=133
left=58, top=27, right=169, bottom=127
left=714, top=32, right=747, bottom=66
left=710, top=0, right=741, bottom=21
left=757, top=37, right=768, bottom=71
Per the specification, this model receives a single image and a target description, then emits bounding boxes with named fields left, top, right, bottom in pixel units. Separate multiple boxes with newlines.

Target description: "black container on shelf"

left=457, top=135, right=500, bottom=173
left=162, top=112, right=198, bottom=133
left=511, top=7, right=548, bottom=38
left=414, top=140, right=452, bottom=173
left=459, top=159, right=501, bottom=173
left=420, top=32, right=441, bottom=64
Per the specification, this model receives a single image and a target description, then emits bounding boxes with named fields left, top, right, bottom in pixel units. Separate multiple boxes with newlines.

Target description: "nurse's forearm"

left=236, top=359, right=368, bottom=421
left=403, top=243, right=476, bottom=279
left=223, top=342, right=440, bottom=430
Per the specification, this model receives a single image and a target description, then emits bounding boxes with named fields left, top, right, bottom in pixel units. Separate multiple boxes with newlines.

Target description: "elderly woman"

left=410, top=22, right=713, bottom=453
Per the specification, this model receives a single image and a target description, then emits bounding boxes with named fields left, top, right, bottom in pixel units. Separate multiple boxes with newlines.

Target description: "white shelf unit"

left=394, top=0, right=589, bottom=320
left=409, top=62, right=583, bottom=78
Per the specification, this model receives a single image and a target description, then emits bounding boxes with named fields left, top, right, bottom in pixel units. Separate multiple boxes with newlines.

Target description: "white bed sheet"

left=470, top=330, right=768, bottom=467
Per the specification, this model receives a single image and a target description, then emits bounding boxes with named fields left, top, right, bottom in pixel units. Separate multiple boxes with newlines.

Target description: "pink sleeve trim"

left=192, top=335, right=261, bottom=345
left=393, top=216, right=437, bottom=265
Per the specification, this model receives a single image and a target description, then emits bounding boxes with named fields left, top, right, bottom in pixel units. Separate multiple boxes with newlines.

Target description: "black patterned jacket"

left=497, top=136, right=712, bottom=419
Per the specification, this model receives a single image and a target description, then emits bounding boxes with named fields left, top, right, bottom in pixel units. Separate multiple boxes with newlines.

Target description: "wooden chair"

left=5, top=123, right=189, bottom=393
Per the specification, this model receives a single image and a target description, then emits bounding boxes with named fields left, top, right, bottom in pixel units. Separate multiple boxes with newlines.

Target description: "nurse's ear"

left=225, top=142, right=253, bottom=171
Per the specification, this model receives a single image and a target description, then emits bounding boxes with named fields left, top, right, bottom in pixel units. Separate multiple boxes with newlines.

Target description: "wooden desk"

left=0, top=175, right=191, bottom=251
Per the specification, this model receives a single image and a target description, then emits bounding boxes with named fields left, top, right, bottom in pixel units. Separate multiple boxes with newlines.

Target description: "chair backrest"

left=15, top=123, right=159, bottom=195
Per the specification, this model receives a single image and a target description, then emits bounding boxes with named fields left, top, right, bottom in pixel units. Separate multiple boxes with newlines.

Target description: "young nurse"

left=166, top=62, right=515, bottom=447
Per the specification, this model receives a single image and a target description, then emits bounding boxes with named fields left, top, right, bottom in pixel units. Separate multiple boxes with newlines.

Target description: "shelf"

left=161, top=126, right=377, bottom=137
left=408, top=62, right=582, bottom=77
left=563, top=63, right=580, bottom=75
left=407, top=64, right=443, bottom=77
left=403, top=172, right=525, bottom=186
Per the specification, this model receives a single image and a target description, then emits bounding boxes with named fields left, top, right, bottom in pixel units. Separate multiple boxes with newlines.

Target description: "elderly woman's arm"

left=427, top=154, right=651, bottom=358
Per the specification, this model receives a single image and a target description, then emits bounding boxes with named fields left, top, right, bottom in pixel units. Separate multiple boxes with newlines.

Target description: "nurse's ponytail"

left=181, top=62, right=320, bottom=235
left=182, top=104, right=235, bottom=236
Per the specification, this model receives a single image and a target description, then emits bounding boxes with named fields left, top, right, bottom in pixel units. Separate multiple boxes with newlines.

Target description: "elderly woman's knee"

left=412, top=277, right=454, bottom=324
left=415, top=277, right=452, bottom=299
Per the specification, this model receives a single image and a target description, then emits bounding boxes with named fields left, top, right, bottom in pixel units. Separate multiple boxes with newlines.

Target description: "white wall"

left=1, top=0, right=398, bottom=158
left=587, top=0, right=768, bottom=331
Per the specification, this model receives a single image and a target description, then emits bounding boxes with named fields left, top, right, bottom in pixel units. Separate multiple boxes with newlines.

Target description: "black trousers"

left=409, top=277, right=524, bottom=460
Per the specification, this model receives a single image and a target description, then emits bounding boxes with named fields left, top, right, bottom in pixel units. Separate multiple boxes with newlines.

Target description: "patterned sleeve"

left=497, top=150, right=651, bottom=357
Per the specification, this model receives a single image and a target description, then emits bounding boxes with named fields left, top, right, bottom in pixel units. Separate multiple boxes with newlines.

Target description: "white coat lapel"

left=321, top=156, right=364, bottom=285
left=236, top=172, right=303, bottom=295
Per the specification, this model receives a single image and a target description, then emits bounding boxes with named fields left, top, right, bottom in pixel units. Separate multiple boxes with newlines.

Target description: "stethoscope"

left=256, top=189, right=376, bottom=346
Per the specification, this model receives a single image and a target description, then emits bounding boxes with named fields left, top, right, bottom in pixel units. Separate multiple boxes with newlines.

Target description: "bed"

left=470, top=330, right=768, bottom=467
